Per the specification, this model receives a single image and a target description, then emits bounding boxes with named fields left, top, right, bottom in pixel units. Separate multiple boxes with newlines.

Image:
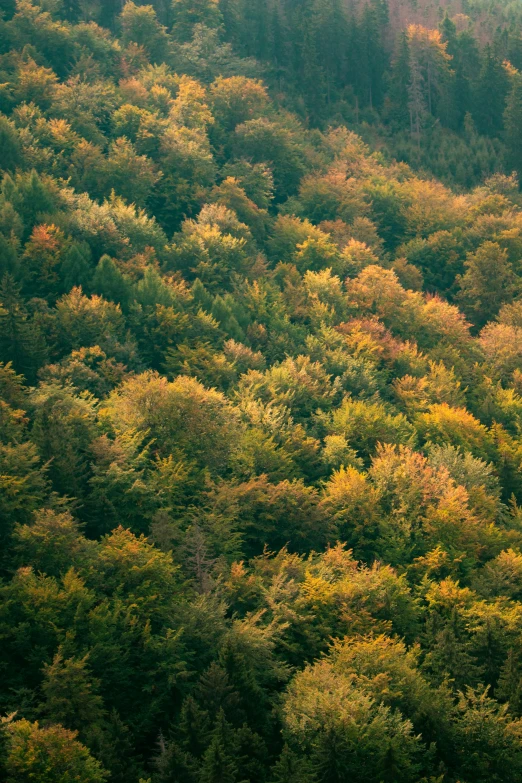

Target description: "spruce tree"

left=388, top=32, right=411, bottom=127
left=92, top=255, right=132, bottom=310
left=474, top=46, right=509, bottom=136
left=171, top=0, right=223, bottom=42
left=60, top=243, right=92, bottom=294
left=0, top=274, right=46, bottom=382
left=504, top=72, right=522, bottom=181
left=199, top=710, right=238, bottom=783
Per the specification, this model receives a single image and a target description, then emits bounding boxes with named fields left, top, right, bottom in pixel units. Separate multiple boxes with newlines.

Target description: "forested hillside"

left=4, top=1, right=522, bottom=782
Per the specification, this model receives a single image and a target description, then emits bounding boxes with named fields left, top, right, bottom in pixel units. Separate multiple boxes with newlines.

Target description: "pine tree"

left=153, top=734, right=200, bottom=783
left=439, top=13, right=457, bottom=57
left=408, top=45, right=425, bottom=140
left=219, top=0, right=242, bottom=49
left=358, top=2, right=389, bottom=110
left=199, top=710, right=238, bottom=783
left=60, top=243, right=92, bottom=294
left=313, top=0, right=348, bottom=103
left=178, top=696, right=212, bottom=758
left=0, top=116, right=20, bottom=172
left=452, top=31, right=481, bottom=127
left=268, top=0, right=290, bottom=87
left=388, top=32, right=411, bottom=126
left=474, top=46, right=509, bottom=136
left=40, top=652, right=105, bottom=738
left=504, top=72, right=522, bottom=181
left=17, top=170, right=55, bottom=240
left=497, top=648, right=522, bottom=715
left=191, top=278, right=214, bottom=312
left=171, top=0, right=223, bottom=42
left=61, top=0, right=82, bottom=22
left=92, top=255, right=132, bottom=310
left=0, top=274, right=46, bottom=382
left=99, top=0, right=124, bottom=30
left=270, top=745, right=317, bottom=782
left=0, top=234, right=18, bottom=278
left=239, top=0, right=270, bottom=60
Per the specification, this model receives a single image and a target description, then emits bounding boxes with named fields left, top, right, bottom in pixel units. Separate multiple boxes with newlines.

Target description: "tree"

left=30, top=383, right=99, bottom=501
left=22, top=224, right=67, bottom=301
left=450, top=687, right=522, bottom=783
left=388, top=32, right=411, bottom=127
left=320, top=466, right=381, bottom=560
left=199, top=710, right=238, bottom=783
left=474, top=46, right=509, bottom=137
left=40, top=651, right=106, bottom=736
left=504, top=73, right=522, bottom=181
left=61, top=0, right=82, bottom=23
left=13, top=59, right=58, bottom=110
left=104, top=138, right=162, bottom=208
left=322, top=397, right=416, bottom=465
left=417, top=403, right=494, bottom=460
left=60, top=243, right=93, bottom=294
left=208, top=474, right=332, bottom=557
left=13, top=509, right=94, bottom=577
left=54, top=287, right=125, bottom=353
left=0, top=274, right=46, bottom=382
left=457, top=241, right=518, bottom=327
left=270, top=745, right=317, bottom=783
left=171, top=0, right=223, bottom=42
left=4, top=719, right=107, bottom=783
left=92, top=255, right=132, bottom=310
left=102, top=371, right=241, bottom=473
left=120, top=2, right=171, bottom=62
left=0, top=439, right=49, bottom=558
left=282, top=660, right=426, bottom=783
left=407, top=25, right=452, bottom=127
left=0, top=115, right=21, bottom=172
left=479, top=321, right=522, bottom=383
left=234, top=118, right=306, bottom=201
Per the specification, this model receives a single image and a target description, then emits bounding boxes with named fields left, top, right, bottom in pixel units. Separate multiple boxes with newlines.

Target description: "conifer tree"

left=199, top=710, right=238, bottom=783
left=40, top=652, right=106, bottom=738
left=504, top=72, right=522, bottom=181
left=0, top=116, right=20, bottom=172
left=171, top=0, right=223, bottom=42
left=60, top=243, right=92, bottom=294
left=388, top=32, right=411, bottom=126
left=92, top=255, right=132, bottom=310
left=0, top=274, right=46, bottom=382
left=474, top=46, right=509, bottom=136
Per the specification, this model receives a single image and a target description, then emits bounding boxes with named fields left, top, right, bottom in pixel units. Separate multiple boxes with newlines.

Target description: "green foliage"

left=4, top=719, right=107, bottom=783
left=2, top=4, right=522, bottom=783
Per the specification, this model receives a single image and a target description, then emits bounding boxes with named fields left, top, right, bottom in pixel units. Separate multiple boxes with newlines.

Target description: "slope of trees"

left=3, top=1, right=522, bottom=782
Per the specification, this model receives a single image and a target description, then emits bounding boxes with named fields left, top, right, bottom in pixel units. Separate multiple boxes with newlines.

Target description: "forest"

left=4, top=0, right=522, bottom=781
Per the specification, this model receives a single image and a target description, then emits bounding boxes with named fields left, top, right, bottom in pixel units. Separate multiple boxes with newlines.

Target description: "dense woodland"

left=5, top=1, right=522, bottom=782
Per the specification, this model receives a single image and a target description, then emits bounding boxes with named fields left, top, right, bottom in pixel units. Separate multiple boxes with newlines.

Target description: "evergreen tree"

left=92, top=255, right=132, bottom=310
left=357, top=2, right=389, bottom=110
left=504, top=72, right=522, bottom=181
left=199, top=710, right=238, bottom=783
left=0, top=116, right=20, bottom=172
left=0, top=274, right=46, bottom=382
left=474, top=46, right=509, bottom=136
left=388, top=32, right=411, bottom=127
left=40, top=652, right=106, bottom=738
left=171, top=0, right=223, bottom=42
left=61, top=0, right=82, bottom=23
left=60, top=243, right=93, bottom=294
left=0, top=234, right=18, bottom=279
